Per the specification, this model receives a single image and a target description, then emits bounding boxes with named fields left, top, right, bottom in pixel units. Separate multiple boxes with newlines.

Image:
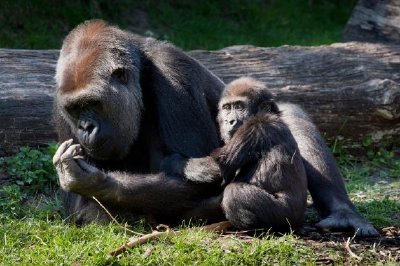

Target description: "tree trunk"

left=1, top=43, right=399, bottom=154
left=0, top=49, right=59, bottom=155
left=343, top=0, right=400, bottom=44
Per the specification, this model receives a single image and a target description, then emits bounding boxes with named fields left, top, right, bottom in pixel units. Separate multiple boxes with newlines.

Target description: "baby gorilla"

left=215, top=77, right=308, bottom=231
left=162, top=77, right=308, bottom=232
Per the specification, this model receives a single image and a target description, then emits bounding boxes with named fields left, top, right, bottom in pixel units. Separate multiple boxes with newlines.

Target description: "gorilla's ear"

left=144, top=43, right=222, bottom=157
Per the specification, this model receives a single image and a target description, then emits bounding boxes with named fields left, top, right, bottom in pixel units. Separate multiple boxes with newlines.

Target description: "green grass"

left=344, top=163, right=400, bottom=228
left=0, top=0, right=357, bottom=50
left=143, top=0, right=357, bottom=50
left=332, top=139, right=400, bottom=228
left=0, top=219, right=123, bottom=265
left=0, top=217, right=318, bottom=265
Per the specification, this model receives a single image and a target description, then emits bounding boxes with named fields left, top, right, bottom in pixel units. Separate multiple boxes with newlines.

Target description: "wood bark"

left=343, top=0, right=400, bottom=44
left=0, top=42, right=400, bottom=154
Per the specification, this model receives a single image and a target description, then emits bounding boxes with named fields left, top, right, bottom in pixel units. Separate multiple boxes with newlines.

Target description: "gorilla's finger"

left=53, top=139, right=74, bottom=165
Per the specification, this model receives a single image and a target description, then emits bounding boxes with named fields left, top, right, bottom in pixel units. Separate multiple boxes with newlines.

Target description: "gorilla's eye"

left=65, top=103, right=80, bottom=118
left=65, top=100, right=102, bottom=119
left=222, top=104, right=231, bottom=110
left=233, top=102, right=245, bottom=110
left=112, top=68, right=129, bottom=85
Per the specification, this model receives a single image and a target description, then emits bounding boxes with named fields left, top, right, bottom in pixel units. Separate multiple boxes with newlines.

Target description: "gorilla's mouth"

left=81, top=139, right=118, bottom=161
left=228, top=126, right=240, bottom=139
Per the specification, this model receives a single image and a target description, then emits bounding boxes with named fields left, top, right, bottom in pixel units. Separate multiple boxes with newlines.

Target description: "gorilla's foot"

left=316, top=209, right=379, bottom=237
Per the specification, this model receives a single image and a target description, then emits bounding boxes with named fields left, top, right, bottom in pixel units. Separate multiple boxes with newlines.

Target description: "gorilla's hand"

left=53, top=139, right=107, bottom=193
left=161, top=154, right=222, bottom=184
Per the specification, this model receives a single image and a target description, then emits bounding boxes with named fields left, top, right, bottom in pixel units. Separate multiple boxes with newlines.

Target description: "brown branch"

left=109, top=225, right=177, bottom=257
left=109, top=221, right=232, bottom=257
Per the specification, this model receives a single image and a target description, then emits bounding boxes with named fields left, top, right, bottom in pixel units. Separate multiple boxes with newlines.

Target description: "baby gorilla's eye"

left=222, top=104, right=231, bottom=110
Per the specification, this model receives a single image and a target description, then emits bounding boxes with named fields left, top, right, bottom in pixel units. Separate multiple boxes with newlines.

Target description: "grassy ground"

left=0, top=144, right=399, bottom=265
left=1, top=0, right=399, bottom=265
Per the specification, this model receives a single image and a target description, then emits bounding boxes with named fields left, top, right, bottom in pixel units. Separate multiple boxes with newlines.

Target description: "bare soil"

left=299, top=223, right=400, bottom=264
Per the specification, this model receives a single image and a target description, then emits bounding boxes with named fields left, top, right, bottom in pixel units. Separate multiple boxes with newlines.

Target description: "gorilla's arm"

left=53, top=140, right=218, bottom=222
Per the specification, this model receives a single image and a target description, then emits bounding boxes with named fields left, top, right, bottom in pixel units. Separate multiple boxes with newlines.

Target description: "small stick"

left=344, top=237, right=362, bottom=260
left=109, top=224, right=178, bottom=257
left=109, top=221, right=232, bottom=257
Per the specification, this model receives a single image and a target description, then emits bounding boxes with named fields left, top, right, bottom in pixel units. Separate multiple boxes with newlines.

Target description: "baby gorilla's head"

left=217, top=77, right=279, bottom=143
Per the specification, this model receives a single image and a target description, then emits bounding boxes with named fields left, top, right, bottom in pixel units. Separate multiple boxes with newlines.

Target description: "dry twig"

left=344, top=237, right=362, bottom=260
left=109, top=224, right=176, bottom=257
left=92, top=196, right=143, bottom=236
left=109, top=221, right=232, bottom=257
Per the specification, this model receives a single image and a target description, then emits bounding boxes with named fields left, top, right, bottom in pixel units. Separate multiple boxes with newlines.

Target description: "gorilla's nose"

left=79, top=119, right=95, bottom=133
left=77, top=117, right=99, bottom=146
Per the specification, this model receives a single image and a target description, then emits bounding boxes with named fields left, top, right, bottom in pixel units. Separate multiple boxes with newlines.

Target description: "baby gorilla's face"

left=217, top=76, right=279, bottom=144
left=217, top=96, right=250, bottom=143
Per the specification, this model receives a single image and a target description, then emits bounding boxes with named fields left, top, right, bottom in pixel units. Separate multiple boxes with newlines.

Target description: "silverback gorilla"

left=53, top=20, right=378, bottom=236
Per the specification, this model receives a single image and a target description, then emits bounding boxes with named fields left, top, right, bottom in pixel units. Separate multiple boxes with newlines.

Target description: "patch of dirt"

left=216, top=224, right=399, bottom=264
left=299, top=224, right=399, bottom=264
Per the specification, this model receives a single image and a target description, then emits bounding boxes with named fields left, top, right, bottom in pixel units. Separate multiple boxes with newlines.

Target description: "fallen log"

left=343, top=0, right=400, bottom=44
left=0, top=42, right=399, bottom=154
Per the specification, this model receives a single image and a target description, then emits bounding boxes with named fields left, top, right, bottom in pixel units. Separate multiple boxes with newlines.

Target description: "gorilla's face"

left=217, top=77, right=280, bottom=144
left=217, top=96, right=250, bottom=144
left=55, top=21, right=143, bottom=160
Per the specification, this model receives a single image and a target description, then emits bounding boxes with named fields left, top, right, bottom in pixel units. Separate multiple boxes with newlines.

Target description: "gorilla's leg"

left=183, top=195, right=225, bottom=223
left=279, top=103, right=378, bottom=236
left=221, top=182, right=305, bottom=231
left=60, top=190, right=110, bottom=225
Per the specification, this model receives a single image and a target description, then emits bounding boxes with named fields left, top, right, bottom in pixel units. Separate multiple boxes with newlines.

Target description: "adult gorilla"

left=53, top=20, right=377, bottom=236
